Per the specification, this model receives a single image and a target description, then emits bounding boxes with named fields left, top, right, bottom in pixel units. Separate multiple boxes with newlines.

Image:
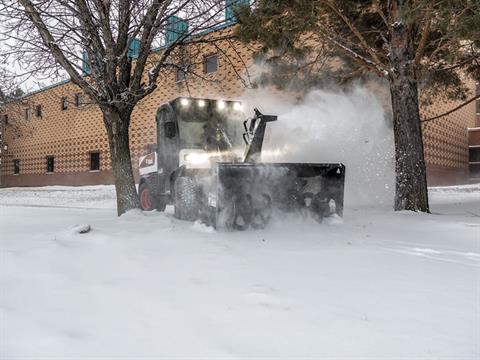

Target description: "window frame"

left=25, top=108, right=31, bottom=121
left=90, top=151, right=100, bottom=171
left=175, top=65, right=188, bottom=83
left=61, top=97, right=68, bottom=111
left=14, top=159, right=20, bottom=175
left=203, top=54, right=218, bottom=74
left=46, top=156, right=54, bottom=173
left=36, top=104, right=42, bottom=118
left=75, top=93, right=81, bottom=107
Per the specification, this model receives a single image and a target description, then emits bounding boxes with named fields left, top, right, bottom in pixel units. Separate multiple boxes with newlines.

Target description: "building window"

left=36, top=105, right=42, bottom=117
left=46, top=156, right=54, bottom=173
left=204, top=54, right=218, bottom=74
left=61, top=97, right=68, bottom=111
left=1, top=114, right=7, bottom=125
left=176, top=66, right=187, bottom=82
left=90, top=152, right=100, bottom=171
left=75, top=94, right=81, bottom=107
left=25, top=108, right=31, bottom=121
left=14, top=159, right=20, bottom=174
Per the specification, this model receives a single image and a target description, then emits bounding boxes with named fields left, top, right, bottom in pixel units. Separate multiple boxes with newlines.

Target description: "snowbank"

left=0, top=185, right=479, bottom=358
left=0, top=185, right=116, bottom=209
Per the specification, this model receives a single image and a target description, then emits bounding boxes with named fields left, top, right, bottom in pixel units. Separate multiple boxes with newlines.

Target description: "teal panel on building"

left=166, top=16, right=189, bottom=45
left=82, top=51, right=91, bottom=75
left=225, top=0, right=250, bottom=23
left=128, top=38, right=141, bottom=59
left=82, top=39, right=139, bottom=76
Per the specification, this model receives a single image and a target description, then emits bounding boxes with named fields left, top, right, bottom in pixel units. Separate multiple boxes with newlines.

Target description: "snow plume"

left=241, top=87, right=395, bottom=208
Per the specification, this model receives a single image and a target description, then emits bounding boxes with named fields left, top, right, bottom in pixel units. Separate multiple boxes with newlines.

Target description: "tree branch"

left=17, top=0, right=102, bottom=104
left=414, top=7, right=432, bottom=67
left=323, top=32, right=390, bottom=79
left=324, top=0, right=384, bottom=66
left=422, top=95, right=479, bottom=123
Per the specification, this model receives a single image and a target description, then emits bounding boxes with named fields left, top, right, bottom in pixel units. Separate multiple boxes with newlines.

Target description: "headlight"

left=184, top=152, right=210, bottom=164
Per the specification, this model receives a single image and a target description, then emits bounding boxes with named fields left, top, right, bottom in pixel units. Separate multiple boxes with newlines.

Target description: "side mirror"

left=164, top=122, right=176, bottom=139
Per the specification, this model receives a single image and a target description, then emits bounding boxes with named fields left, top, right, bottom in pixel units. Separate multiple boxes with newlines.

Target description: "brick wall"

left=1, top=27, right=256, bottom=187
left=1, top=82, right=111, bottom=186
left=420, top=78, right=477, bottom=185
left=0, top=26, right=476, bottom=187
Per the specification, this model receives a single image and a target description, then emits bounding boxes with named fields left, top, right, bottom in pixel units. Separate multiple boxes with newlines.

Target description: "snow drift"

left=1, top=185, right=479, bottom=359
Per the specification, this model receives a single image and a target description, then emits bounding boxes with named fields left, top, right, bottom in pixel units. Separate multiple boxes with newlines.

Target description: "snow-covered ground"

left=0, top=185, right=479, bottom=359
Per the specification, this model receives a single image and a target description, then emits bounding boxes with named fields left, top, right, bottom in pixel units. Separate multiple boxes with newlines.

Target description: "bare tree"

left=0, top=0, right=239, bottom=215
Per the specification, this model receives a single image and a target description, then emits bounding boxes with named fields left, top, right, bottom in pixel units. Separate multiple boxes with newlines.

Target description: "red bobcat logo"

left=140, top=153, right=155, bottom=168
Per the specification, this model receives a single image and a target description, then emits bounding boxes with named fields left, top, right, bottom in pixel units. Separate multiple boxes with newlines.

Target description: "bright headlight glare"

left=217, top=100, right=226, bottom=110
left=197, top=100, right=206, bottom=108
left=180, top=98, right=190, bottom=106
left=233, top=102, right=243, bottom=111
left=184, top=152, right=209, bottom=164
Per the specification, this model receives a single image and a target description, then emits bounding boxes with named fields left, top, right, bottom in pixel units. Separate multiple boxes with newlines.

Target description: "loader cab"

left=139, top=97, right=247, bottom=211
left=139, top=97, right=346, bottom=230
left=156, top=97, right=246, bottom=172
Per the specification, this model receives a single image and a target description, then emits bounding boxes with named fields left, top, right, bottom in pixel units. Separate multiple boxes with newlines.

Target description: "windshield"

left=177, top=108, right=246, bottom=153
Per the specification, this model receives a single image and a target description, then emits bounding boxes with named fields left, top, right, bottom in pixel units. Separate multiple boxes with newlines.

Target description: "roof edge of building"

left=7, top=21, right=237, bottom=103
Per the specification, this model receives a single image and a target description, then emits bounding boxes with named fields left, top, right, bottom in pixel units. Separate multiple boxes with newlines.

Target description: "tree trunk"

left=103, top=108, right=140, bottom=215
left=389, top=6, right=429, bottom=213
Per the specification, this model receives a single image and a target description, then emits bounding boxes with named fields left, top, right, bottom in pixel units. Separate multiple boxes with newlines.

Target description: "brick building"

left=0, top=25, right=255, bottom=188
left=0, top=24, right=479, bottom=188
left=421, top=80, right=480, bottom=185
left=468, top=84, right=480, bottom=182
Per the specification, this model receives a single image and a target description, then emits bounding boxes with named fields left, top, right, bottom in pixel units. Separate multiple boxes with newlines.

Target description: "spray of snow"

left=241, top=87, right=395, bottom=208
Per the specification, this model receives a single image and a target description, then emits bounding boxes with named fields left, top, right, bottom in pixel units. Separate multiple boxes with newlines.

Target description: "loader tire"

left=174, top=176, right=198, bottom=221
left=139, top=183, right=161, bottom=211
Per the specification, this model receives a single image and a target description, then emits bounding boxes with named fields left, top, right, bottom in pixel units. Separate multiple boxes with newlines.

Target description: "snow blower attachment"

left=214, top=163, right=345, bottom=230
left=138, top=97, right=345, bottom=230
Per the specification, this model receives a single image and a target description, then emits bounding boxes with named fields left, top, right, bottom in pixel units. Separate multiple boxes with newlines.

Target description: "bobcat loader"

left=138, top=97, right=345, bottom=230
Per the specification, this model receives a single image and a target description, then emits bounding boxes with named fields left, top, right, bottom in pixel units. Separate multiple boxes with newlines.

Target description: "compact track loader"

left=138, top=97, right=345, bottom=229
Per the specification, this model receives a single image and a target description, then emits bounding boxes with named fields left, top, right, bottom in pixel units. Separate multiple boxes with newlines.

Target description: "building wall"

left=0, top=27, right=256, bottom=187
left=468, top=127, right=480, bottom=182
left=0, top=26, right=477, bottom=188
left=420, top=78, right=477, bottom=185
